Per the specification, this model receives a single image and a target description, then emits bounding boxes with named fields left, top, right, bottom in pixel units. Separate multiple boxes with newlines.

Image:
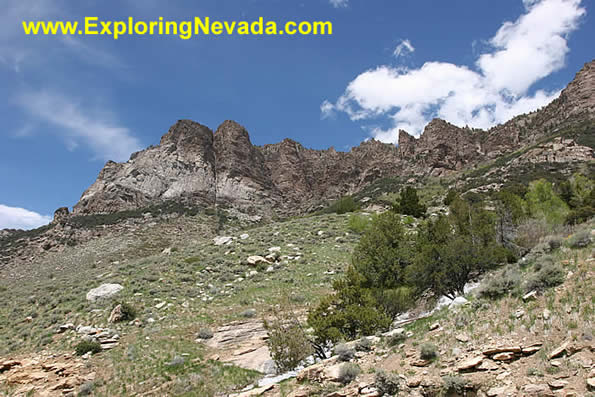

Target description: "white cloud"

left=393, top=39, right=415, bottom=58
left=0, top=204, right=51, bottom=230
left=330, top=0, right=349, bottom=8
left=323, top=0, right=585, bottom=142
left=320, top=100, right=336, bottom=118
left=15, top=90, right=142, bottom=162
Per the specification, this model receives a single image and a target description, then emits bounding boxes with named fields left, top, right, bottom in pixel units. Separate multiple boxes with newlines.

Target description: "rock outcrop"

left=65, top=60, right=593, bottom=216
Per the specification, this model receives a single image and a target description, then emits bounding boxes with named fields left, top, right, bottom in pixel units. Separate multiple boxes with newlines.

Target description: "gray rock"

left=86, top=283, right=123, bottom=302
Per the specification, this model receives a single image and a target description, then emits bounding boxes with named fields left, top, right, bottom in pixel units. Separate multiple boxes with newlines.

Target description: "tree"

left=525, top=179, right=568, bottom=226
left=308, top=267, right=391, bottom=349
left=396, top=186, right=426, bottom=218
left=407, top=199, right=510, bottom=299
left=264, top=308, right=313, bottom=371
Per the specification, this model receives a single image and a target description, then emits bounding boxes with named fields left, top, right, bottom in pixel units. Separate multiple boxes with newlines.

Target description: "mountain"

left=73, top=61, right=595, bottom=217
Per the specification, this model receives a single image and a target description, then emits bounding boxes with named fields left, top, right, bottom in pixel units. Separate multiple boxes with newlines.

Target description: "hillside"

left=0, top=61, right=594, bottom=397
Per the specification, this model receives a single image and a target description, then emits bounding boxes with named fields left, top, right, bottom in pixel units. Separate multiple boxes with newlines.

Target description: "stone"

left=523, top=290, right=538, bottom=301
left=240, top=233, right=249, bottom=240
left=457, top=356, right=483, bottom=371
left=492, top=352, right=516, bottom=361
left=456, top=333, right=470, bottom=343
left=548, top=380, right=568, bottom=389
left=429, top=322, right=440, bottom=331
left=86, top=283, right=123, bottom=302
left=523, top=384, right=553, bottom=396
left=451, top=296, right=469, bottom=306
left=548, top=342, right=569, bottom=359
left=543, top=309, right=551, bottom=320
left=246, top=256, right=269, bottom=266
left=213, top=236, right=233, bottom=246
left=482, top=346, right=522, bottom=356
left=161, top=247, right=172, bottom=255
left=108, top=304, right=124, bottom=323
left=268, top=246, right=281, bottom=253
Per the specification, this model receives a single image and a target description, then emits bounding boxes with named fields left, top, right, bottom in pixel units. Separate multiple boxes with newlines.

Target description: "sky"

left=0, top=0, right=592, bottom=229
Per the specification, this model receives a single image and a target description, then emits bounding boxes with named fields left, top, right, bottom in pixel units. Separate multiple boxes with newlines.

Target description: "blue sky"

left=0, top=0, right=592, bottom=229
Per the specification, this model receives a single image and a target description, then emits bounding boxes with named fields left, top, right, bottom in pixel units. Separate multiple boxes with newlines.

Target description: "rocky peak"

left=398, top=130, right=416, bottom=157
left=52, top=207, right=70, bottom=224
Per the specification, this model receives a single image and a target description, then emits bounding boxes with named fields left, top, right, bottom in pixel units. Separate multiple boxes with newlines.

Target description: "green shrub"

left=348, top=214, right=371, bottom=234
left=196, top=328, right=214, bottom=340
left=334, top=343, right=355, bottom=362
left=565, top=229, right=592, bottom=249
left=337, top=363, right=360, bottom=385
left=375, top=369, right=401, bottom=395
left=324, top=196, right=359, bottom=214
left=420, top=343, right=438, bottom=360
left=441, top=375, right=466, bottom=395
left=355, top=338, right=373, bottom=352
left=113, top=302, right=137, bottom=322
left=395, top=186, right=426, bottom=218
left=264, top=312, right=313, bottom=372
left=477, top=265, right=521, bottom=299
left=75, top=340, right=102, bottom=356
left=525, top=263, right=565, bottom=292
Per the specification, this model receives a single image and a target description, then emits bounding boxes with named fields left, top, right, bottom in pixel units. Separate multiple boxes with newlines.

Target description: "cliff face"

left=72, top=61, right=595, bottom=216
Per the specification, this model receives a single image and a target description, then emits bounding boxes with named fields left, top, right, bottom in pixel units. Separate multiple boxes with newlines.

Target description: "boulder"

left=246, top=256, right=270, bottom=266
left=86, top=284, right=123, bottom=302
left=457, top=356, right=483, bottom=371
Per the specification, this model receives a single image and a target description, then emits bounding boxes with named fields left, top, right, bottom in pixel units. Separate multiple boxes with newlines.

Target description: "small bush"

left=525, top=263, right=566, bottom=292
left=533, top=255, right=554, bottom=272
left=334, top=343, right=355, bottom=362
left=565, top=229, right=592, bottom=249
left=386, top=332, right=407, bottom=347
left=264, top=313, right=313, bottom=372
left=477, top=265, right=521, bottom=299
left=348, top=214, right=371, bottom=234
left=338, top=363, right=360, bottom=385
left=325, top=196, right=359, bottom=214
left=355, top=338, right=373, bottom=352
left=240, top=309, right=256, bottom=318
left=420, top=343, right=438, bottom=360
left=196, top=328, right=213, bottom=340
left=441, top=375, right=466, bottom=394
left=375, top=369, right=401, bottom=395
left=75, top=340, right=101, bottom=356
left=114, top=302, right=137, bottom=322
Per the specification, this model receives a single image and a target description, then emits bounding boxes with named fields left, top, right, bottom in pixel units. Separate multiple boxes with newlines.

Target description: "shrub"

left=334, top=343, right=355, bottom=362
left=441, top=375, right=466, bottom=395
left=395, top=186, right=426, bottom=218
left=375, top=369, right=401, bottom=395
left=565, top=228, right=592, bottom=249
left=113, top=302, right=137, bottom=322
left=355, top=338, right=373, bottom=352
left=533, top=255, right=555, bottom=272
left=264, top=312, right=313, bottom=372
left=386, top=333, right=407, bottom=347
left=525, top=263, right=566, bottom=292
left=240, top=309, right=256, bottom=318
left=338, top=363, right=360, bottom=385
left=75, top=340, right=102, bottom=356
left=477, top=265, right=521, bottom=299
left=196, top=328, right=214, bottom=340
left=325, top=196, right=359, bottom=214
left=348, top=214, right=371, bottom=234
left=420, top=343, right=438, bottom=360
left=515, top=218, right=551, bottom=250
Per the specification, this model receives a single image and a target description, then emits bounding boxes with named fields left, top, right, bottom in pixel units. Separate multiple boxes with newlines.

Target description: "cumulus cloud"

left=329, top=0, right=349, bottom=8
left=0, top=204, right=51, bottom=230
left=393, top=39, right=415, bottom=58
left=323, top=0, right=585, bottom=142
left=15, top=90, right=142, bottom=162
